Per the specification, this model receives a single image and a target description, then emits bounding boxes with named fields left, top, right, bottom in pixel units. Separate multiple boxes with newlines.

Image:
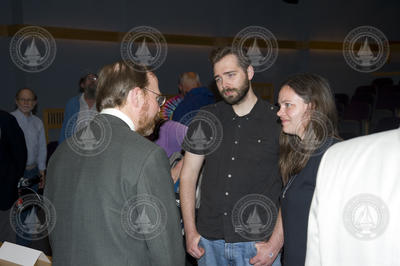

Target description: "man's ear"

left=247, top=65, right=254, bottom=81
left=127, top=87, right=143, bottom=108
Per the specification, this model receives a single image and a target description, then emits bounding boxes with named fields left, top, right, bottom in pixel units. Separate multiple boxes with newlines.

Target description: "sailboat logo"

left=10, top=194, right=57, bottom=241
left=132, top=206, right=157, bottom=234
left=9, top=26, right=57, bottom=73
left=22, top=206, right=45, bottom=234
left=188, top=122, right=213, bottom=149
left=246, top=38, right=265, bottom=66
left=133, top=38, right=155, bottom=66
left=343, top=193, right=389, bottom=240
left=181, top=110, right=223, bottom=155
left=343, top=26, right=389, bottom=73
left=121, top=26, right=167, bottom=72
left=66, top=111, right=112, bottom=157
left=76, top=124, right=101, bottom=150
left=232, top=194, right=278, bottom=240
left=121, top=194, right=168, bottom=240
left=232, top=26, right=278, bottom=72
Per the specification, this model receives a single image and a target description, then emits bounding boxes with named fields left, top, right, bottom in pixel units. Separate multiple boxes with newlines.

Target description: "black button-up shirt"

left=182, top=97, right=282, bottom=243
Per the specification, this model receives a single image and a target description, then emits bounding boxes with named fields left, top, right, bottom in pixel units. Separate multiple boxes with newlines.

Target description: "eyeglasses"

left=17, top=98, right=35, bottom=103
left=143, top=87, right=166, bottom=107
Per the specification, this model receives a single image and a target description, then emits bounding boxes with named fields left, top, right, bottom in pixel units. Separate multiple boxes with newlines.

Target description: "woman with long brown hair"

left=272, top=73, right=340, bottom=265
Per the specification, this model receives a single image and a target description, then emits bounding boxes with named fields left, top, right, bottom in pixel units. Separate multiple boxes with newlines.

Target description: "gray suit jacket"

left=45, top=114, right=185, bottom=266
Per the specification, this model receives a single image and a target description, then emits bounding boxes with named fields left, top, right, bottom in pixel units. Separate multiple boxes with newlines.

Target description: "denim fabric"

left=198, top=236, right=281, bottom=266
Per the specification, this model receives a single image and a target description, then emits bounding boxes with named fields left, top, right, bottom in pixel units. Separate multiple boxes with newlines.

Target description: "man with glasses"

left=45, top=61, right=185, bottom=265
left=59, top=73, right=98, bottom=144
left=11, top=88, right=47, bottom=247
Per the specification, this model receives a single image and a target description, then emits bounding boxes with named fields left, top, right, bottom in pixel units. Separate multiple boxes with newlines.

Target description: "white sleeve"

left=305, top=151, right=330, bottom=266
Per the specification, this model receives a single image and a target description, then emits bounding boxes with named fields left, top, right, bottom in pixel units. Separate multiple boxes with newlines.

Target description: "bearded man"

left=180, top=47, right=283, bottom=266
left=59, top=73, right=99, bottom=144
left=45, top=62, right=185, bottom=266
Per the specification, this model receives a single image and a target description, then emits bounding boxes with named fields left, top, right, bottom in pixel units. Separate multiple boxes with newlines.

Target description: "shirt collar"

left=100, top=108, right=136, bottom=131
left=227, top=96, right=264, bottom=120
left=14, top=109, right=32, bottom=120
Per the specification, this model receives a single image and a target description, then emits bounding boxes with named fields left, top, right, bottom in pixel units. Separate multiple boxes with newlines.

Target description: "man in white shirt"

left=11, top=88, right=47, bottom=189
left=306, top=128, right=400, bottom=266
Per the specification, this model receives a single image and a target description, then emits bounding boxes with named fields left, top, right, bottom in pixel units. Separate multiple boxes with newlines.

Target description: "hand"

left=171, top=160, right=183, bottom=184
left=185, top=231, right=205, bottom=259
left=39, top=170, right=46, bottom=189
left=250, top=241, right=279, bottom=266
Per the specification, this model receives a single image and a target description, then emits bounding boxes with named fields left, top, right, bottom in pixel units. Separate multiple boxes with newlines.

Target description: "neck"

left=117, top=105, right=137, bottom=128
left=84, top=94, right=96, bottom=108
left=19, top=109, right=31, bottom=117
left=232, top=88, right=258, bottom=116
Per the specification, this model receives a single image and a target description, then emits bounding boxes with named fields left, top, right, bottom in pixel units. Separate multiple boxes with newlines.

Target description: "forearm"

left=180, top=171, right=198, bottom=234
left=268, top=208, right=284, bottom=252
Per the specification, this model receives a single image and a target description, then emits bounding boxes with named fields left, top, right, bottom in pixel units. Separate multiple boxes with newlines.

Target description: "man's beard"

left=220, top=79, right=250, bottom=105
left=135, top=103, right=159, bottom=136
left=85, top=85, right=96, bottom=100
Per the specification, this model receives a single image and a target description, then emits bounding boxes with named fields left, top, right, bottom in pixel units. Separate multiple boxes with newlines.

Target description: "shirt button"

left=238, top=125, right=241, bottom=128
left=246, top=117, right=249, bottom=120
left=224, top=212, right=227, bottom=216
left=225, top=192, right=229, bottom=196
left=228, top=174, right=232, bottom=178
left=231, top=157, right=235, bottom=160
left=234, top=141, right=238, bottom=144
left=270, top=106, right=274, bottom=110
left=258, top=139, right=261, bottom=143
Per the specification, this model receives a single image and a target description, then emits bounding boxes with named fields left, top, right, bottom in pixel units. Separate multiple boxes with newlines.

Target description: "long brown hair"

left=279, top=73, right=339, bottom=185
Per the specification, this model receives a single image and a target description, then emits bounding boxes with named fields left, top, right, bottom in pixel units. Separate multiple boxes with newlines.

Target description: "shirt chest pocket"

left=242, top=136, right=277, bottom=163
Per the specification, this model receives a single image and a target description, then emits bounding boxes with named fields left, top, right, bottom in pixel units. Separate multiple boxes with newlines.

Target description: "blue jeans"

left=16, top=167, right=40, bottom=247
left=198, top=236, right=282, bottom=266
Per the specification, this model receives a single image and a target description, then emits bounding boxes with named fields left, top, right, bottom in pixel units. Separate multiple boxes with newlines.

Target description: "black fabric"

left=0, top=110, right=27, bottom=210
left=183, top=98, right=282, bottom=243
left=281, top=138, right=339, bottom=266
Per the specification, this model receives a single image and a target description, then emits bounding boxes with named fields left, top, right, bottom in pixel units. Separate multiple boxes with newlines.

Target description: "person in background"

left=59, top=73, right=98, bottom=143
left=11, top=88, right=47, bottom=190
left=172, top=72, right=215, bottom=123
